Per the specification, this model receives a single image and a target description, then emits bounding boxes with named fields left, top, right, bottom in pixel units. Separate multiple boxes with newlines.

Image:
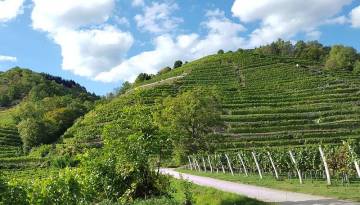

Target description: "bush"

left=325, top=45, right=358, bottom=71
left=173, top=61, right=183, bottom=69
left=135, top=73, right=153, bottom=83
left=217, top=49, right=224, bottom=54
left=353, top=60, right=360, bottom=74
left=158, top=67, right=172, bottom=75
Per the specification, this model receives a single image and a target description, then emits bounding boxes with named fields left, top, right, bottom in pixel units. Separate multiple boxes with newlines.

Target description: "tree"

left=173, top=60, right=183, bottom=69
left=217, top=49, right=224, bottom=54
left=325, top=45, right=358, bottom=71
left=17, top=118, right=47, bottom=152
left=135, top=73, right=152, bottom=83
left=155, top=88, right=223, bottom=163
left=115, top=81, right=132, bottom=96
left=157, top=67, right=172, bottom=75
left=100, top=103, right=171, bottom=202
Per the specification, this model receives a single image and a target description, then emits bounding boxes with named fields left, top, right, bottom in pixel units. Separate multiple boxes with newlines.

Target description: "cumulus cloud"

left=54, top=26, right=133, bottom=77
left=0, top=0, right=24, bottom=22
left=350, top=5, right=360, bottom=28
left=31, top=0, right=115, bottom=32
left=31, top=0, right=134, bottom=79
left=231, top=0, right=353, bottom=46
left=95, top=12, right=246, bottom=82
left=135, top=2, right=183, bottom=34
left=0, top=55, right=17, bottom=62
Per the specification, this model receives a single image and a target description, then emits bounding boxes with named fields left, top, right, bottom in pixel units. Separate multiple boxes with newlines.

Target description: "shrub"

left=217, top=49, right=224, bottom=54
left=353, top=60, right=360, bottom=74
left=173, top=61, right=183, bottom=69
left=325, top=45, right=358, bottom=71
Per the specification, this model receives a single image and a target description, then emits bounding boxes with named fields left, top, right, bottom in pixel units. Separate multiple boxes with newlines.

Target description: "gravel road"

left=160, top=168, right=359, bottom=205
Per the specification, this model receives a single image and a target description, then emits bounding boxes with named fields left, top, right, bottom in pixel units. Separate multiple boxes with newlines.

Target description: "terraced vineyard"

left=0, top=126, right=21, bottom=158
left=68, top=51, right=360, bottom=153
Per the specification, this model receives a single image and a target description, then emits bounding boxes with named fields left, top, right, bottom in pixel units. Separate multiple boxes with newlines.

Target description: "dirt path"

left=161, top=168, right=359, bottom=205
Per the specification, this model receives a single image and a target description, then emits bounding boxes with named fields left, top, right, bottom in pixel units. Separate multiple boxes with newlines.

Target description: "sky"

left=0, top=0, right=360, bottom=95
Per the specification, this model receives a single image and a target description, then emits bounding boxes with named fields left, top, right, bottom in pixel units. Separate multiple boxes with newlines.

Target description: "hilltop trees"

left=325, top=45, right=358, bottom=71
left=255, top=39, right=330, bottom=62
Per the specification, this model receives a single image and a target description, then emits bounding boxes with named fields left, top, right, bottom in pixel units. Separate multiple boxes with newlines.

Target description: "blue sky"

left=0, top=0, right=360, bottom=95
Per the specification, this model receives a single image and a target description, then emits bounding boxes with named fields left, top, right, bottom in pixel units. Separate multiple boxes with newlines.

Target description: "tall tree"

left=155, top=87, right=223, bottom=162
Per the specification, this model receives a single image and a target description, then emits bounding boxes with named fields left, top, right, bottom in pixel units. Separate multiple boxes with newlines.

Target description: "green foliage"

left=116, top=81, right=132, bottom=95
left=255, top=39, right=330, bottom=61
left=0, top=67, right=97, bottom=107
left=155, top=88, right=223, bottom=162
left=217, top=50, right=224, bottom=54
left=15, top=95, right=93, bottom=151
left=135, top=73, right=153, bottom=83
left=158, top=67, right=172, bottom=75
left=173, top=60, right=183, bottom=69
left=325, top=45, right=358, bottom=71
left=17, top=118, right=47, bottom=152
left=353, top=60, right=360, bottom=74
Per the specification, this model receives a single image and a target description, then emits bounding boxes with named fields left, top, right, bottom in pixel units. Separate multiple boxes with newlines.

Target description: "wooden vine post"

left=225, top=154, right=234, bottom=176
left=237, top=153, right=248, bottom=176
left=219, top=154, right=226, bottom=173
left=267, top=152, right=279, bottom=180
left=193, top=157, right=201, bottom=172
left=202, top=157, right=207, bottom=172
left=252, top=151, right=263, bottom=179
left=348, top=145, right=360, bottom=178
left=188, top=156, right=193, bottom=170
left=207, top=155, right=213, bottom=173
left=319, top=146, right=331, bottom=185
left=289, top=150, right=303, bottom=184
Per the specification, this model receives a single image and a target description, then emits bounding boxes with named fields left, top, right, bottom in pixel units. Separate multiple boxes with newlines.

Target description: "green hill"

left=0, top=68, right=99, bottom=168
left=64, top=50, right=360, bottom=152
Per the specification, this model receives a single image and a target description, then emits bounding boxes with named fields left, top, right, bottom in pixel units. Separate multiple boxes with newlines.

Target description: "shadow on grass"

left=220, top=198, right=269, bottom=205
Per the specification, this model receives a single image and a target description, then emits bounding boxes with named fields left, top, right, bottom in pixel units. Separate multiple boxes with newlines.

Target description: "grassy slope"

left=178, top=169, right=360, bottom=202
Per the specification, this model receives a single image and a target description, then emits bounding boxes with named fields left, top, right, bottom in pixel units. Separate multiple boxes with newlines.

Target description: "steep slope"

left=65, top=51, right=360, bottom=152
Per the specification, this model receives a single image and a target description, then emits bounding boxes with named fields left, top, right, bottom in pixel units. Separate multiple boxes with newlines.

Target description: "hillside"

left=0, top=67, right=96, bottom=108
left=0, top=68, right=99, bottom=167
left=64, top=50, right=360, bottom=153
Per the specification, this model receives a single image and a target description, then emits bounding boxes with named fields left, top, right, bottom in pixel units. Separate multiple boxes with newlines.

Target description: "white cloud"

left=132, top=0, right=145, bottom=7
left=0, top=0, right=24, bottom=22
left=231, top=0, right=353, bottom=46
left=95, top=13, right=246, bottom=82
left=31, top=0, right=115, bottom=32
left=0, top=55, right=17, bottom=62
left=54, top=26, right=133, bottom=77
left=135, top=2, right=183, bottom=34
left=350, top=5, right=360, bottom=28
left=31, top=0, right=134, bottom=79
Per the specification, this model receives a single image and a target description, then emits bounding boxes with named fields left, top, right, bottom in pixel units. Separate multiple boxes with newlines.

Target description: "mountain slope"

left=65, top=50, right=360, bottom=152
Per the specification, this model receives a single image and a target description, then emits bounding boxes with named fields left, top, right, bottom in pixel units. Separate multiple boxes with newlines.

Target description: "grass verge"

left=177, top=169, right=360, bottom=202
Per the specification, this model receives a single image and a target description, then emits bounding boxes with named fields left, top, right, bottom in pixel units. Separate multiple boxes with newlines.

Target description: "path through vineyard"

left=161, top=168, right=359, bottom=205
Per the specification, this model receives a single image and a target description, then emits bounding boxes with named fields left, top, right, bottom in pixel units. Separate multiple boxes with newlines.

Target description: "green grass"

left=177, top=169, right=360, bottom=202
left=132, top=178, right=268, bottom=205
